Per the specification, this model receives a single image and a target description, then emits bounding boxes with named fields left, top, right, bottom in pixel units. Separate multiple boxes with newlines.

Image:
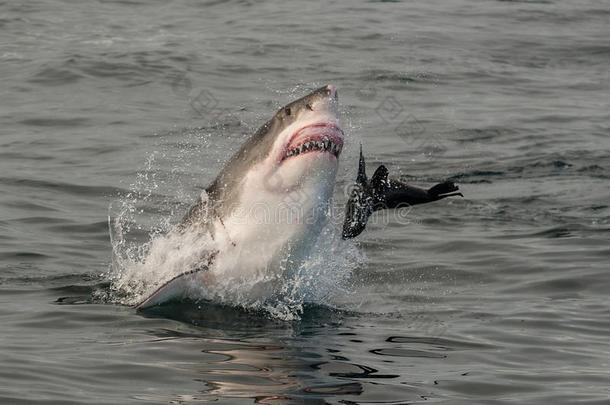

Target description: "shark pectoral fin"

left=135, top=252, right=217, bottom=311
left=136, top=273, right=191, bottom=311
left=135, top=267, right=214, bottom=311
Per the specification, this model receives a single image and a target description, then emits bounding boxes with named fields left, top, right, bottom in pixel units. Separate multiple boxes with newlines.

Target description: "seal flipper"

left=342, top=147, right=463, bottom=239
left=370, top=165, right=389, bottom=191
left=342, top=145, right=375, bottom=239
left=382, top=179, right=463, bottom=208
left=428, top=181, right=460, bottom=197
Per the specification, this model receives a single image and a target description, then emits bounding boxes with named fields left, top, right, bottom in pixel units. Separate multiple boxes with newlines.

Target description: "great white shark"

left=135, top=85, right=461, bottom=310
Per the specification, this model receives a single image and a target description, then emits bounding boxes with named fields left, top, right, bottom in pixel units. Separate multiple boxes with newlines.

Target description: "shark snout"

left=326, top=84, right=337, bottom=100
left=308, top=84, right=338, bottom=114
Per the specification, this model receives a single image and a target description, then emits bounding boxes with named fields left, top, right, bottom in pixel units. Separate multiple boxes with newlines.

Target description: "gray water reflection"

left=138, top=303, right=453, bottom=404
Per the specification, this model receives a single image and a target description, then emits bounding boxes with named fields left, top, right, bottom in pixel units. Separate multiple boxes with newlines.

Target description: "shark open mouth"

left=282, top=123, right=344, bottom=161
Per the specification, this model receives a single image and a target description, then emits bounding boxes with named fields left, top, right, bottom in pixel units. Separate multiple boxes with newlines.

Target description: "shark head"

left=259, top=84, right=343, bottom=193
left=268, top=84, right=343, bottom=165
left=208, top=85, right=344, bottom=217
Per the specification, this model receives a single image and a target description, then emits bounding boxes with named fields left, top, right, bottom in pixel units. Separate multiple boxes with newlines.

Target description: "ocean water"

left=1, top=0, right=609, bottom=404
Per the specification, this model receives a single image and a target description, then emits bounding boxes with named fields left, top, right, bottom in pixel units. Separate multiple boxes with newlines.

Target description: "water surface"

left=1, top=0, right=609, bottom=403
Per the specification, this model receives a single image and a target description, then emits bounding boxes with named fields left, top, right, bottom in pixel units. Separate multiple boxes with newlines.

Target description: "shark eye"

left=305, top=103, right=313, bottom=110
left=285, top=108, right=291, bottom=116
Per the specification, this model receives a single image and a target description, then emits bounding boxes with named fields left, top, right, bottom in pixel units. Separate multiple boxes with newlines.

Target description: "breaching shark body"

left=135, top=85, right=461, bottom=310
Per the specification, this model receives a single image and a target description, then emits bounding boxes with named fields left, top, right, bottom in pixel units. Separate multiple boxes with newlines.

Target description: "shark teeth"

left=284, top=138, right=342, bottom=159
